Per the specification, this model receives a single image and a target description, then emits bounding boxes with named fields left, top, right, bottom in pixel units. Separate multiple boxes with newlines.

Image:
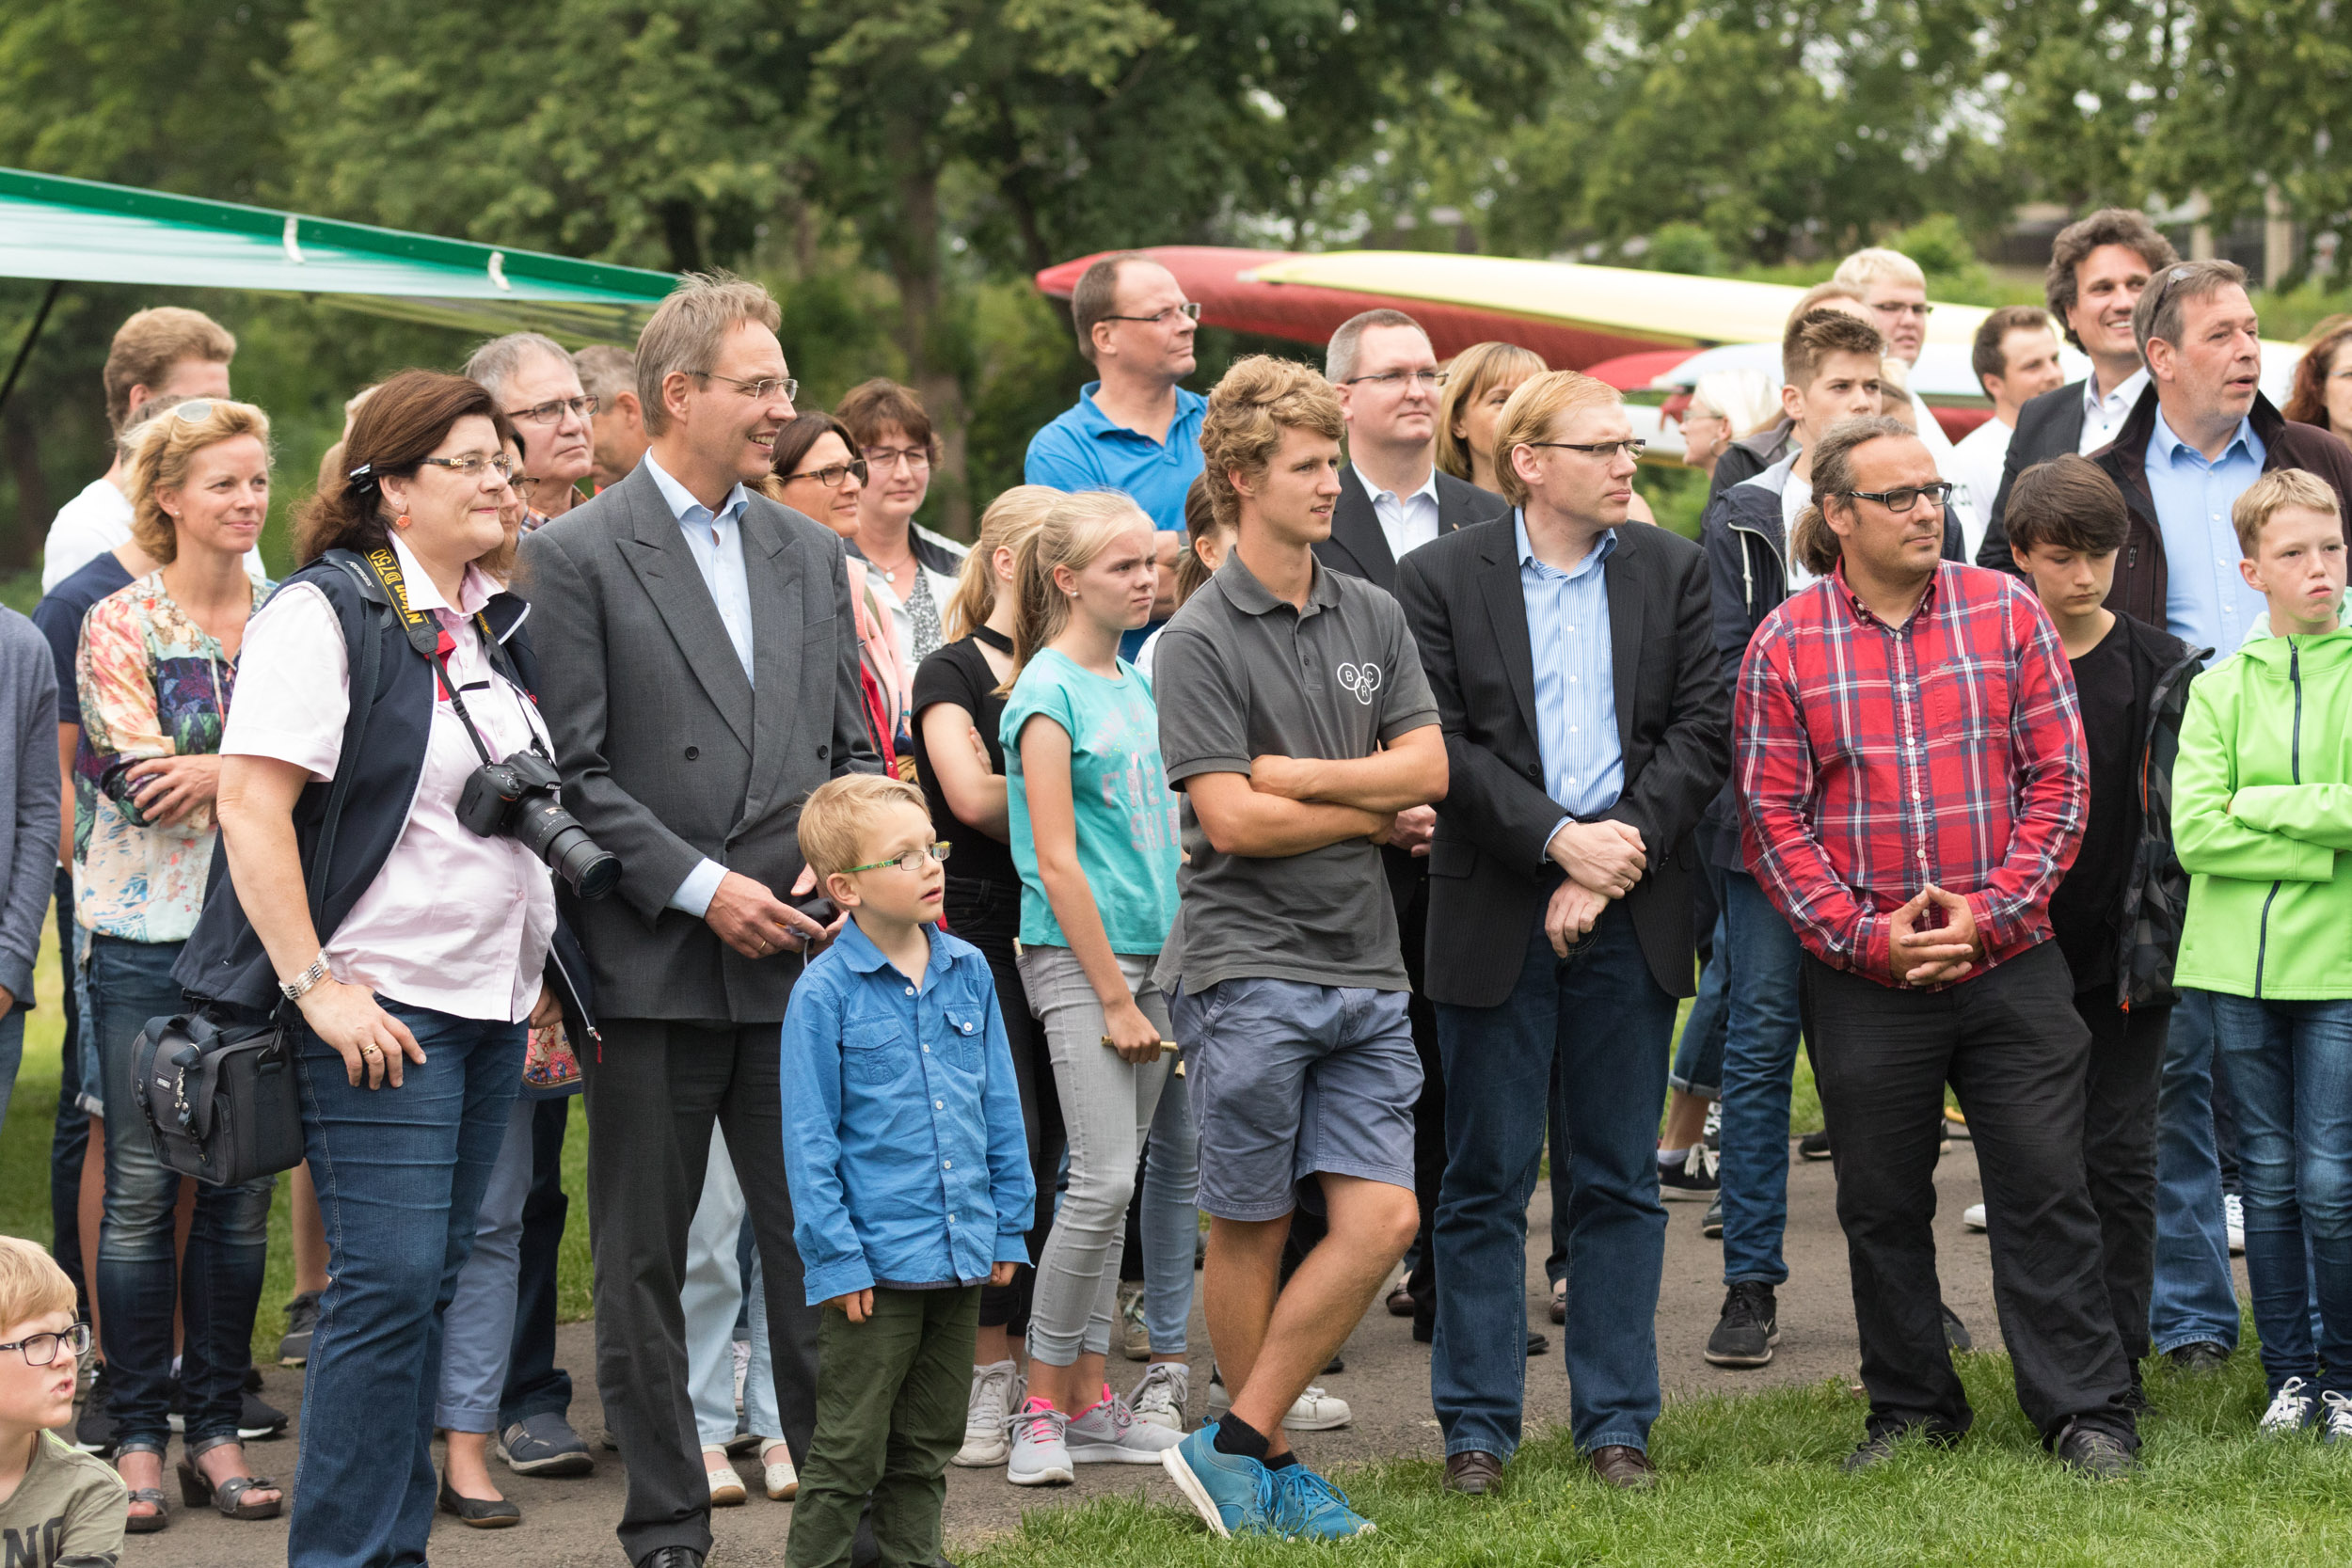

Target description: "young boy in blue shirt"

left=782, top=775, right=1036, bottom=1567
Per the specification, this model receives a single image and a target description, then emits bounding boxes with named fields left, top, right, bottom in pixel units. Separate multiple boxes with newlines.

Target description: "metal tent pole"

left=0, top=280, right=64, bottom=424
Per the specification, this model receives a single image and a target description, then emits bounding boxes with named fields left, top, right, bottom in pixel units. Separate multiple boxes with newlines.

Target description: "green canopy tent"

left=0, top=166, right=677, bottom=418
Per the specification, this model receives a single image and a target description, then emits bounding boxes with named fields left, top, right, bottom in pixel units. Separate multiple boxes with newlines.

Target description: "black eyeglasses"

left=697, top=372, right=800, bottom=403
left=0, top=1323, right=89, bottom=1367
left=1522, top=438, right=1648, bottom=461
left=784, top=459, right=869, bottom=490
left=506, top=394, right=599, bottom=425
left=1100, top=302, right=1202, bottom=326
left=1343, top=369, right=1450, bottom=390
left=1840, top=481, right=1954, bottom=514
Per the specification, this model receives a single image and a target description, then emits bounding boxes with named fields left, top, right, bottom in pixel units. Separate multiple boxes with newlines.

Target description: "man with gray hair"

left=1832, top=247, right=1978, bottom=539
left=574, top=343, right=650, bottom=490
left=465, top=331, right=596, bottom=521
left=519, top=272, right=879, bottom=1568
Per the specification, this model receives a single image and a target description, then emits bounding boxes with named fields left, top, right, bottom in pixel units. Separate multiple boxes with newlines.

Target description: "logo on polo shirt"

left=1336, top=661, right=1382, bottom=705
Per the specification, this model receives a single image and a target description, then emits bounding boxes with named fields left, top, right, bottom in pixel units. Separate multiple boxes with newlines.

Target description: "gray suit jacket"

left=516, top=464, right=881, bottom=1022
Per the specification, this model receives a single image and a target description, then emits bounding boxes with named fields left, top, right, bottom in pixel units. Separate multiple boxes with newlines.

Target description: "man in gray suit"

left=519, top=274, right=879, bottom=1568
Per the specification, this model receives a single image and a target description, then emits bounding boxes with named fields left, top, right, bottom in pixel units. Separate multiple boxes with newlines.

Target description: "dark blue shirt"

left=31, top=552, right=134, bottom=730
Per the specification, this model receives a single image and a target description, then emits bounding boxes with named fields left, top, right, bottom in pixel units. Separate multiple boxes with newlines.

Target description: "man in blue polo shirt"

left=1027, top=252, right=1206, bottom=651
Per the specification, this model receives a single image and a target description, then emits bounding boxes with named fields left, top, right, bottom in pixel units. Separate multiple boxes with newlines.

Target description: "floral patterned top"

left=74, top=571, right=269, bottom=942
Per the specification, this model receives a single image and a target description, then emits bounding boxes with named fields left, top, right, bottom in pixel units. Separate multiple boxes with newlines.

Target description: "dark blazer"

left=1313, top=465, right=1510, bottom=594
left=517, top=463, right=882, bottom=1022
left=1396, top=518, right=1731, bottom=1006
left=1977, top=377, right=2092, bottom=569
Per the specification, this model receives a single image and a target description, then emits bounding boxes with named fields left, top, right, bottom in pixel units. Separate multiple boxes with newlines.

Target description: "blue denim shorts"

left=1170, top=976, right=1420, bottom=1222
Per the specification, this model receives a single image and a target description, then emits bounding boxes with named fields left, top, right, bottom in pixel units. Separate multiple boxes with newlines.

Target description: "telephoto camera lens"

left=512, top=799, right=623, bottom=900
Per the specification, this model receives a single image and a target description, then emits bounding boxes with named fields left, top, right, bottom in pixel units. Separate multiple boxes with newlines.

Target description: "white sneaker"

left=760, top=1442, right=799, bottom=1500
left=1129, top=1361, right=1189, bottom=1431
left=2325, top=1391, right=2352, bottom=1446
left=954, top=1360, right=1021, bottom=1467
left=1207, top=1375, right=1353, bottom=1432
left=1005, top=1399, right=1073, bottom=1486
left=1118, top=1279, right=1152, bottom=1362
left=704, top=1448, right=746, bottom=1506
left=731, top=1337, right=750, bottom=1417
left=1962, top=1203, right=1988, bottom=1232
left=2259, top=1376, right=2316, bottom=1435
left=2226, top=1193, right=2247, bottom=1256
left=1065, top=1386, right=1184, bottom=1463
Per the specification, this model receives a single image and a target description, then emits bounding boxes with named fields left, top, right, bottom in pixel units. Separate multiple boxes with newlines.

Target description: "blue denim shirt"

left=781, top=920, right=1035, bottom=1303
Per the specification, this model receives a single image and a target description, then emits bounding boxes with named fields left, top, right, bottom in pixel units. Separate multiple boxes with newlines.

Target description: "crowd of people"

left=0, top=205, right=2349, bottom=1562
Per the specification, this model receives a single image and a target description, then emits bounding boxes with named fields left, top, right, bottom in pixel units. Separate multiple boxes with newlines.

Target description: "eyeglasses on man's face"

left=1343, top=369, right=1449, bottom=391
left=1100, top=302, right=1202, bottom=327
left=416, top=451, right=518, bottom=482
left=0, top=1322, right=89, bottom=1367
left=1522, top=438, right=1647, bottom=462
left=1840, top=480, right=1954, bottom=514
left=697, top=372, right=800, bottom=404
left=1872, top=300, right=1935, bottom=320
left=843, top=842, right=953, bottom=876
left=785, top=459, right=869, bottom=490
left=507, top=394, right=598, bottom=425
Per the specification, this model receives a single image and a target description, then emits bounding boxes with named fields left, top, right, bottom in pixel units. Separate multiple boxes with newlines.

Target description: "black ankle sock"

left=1264, top=1450, right=1298, bottom=1470
left=1213, top=1413, right=1270, bottom=1461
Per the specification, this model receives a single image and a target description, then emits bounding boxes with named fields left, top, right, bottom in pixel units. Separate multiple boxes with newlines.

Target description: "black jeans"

left=47, top=866, right=90, bottom=1320
left=2077, top=990, right=2169, bottom=1366
left=948, top=878, right=1061, bottom=1336
left=581, top=1016, right=820, bottom=1565
left=497, top=1095, right=574, bottom=1428
left=1803, top=942, right=2136, bottom=1446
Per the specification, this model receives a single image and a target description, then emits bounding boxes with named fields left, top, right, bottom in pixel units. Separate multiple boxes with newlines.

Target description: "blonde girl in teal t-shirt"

left=998, top=490, right=1189, bottom=1482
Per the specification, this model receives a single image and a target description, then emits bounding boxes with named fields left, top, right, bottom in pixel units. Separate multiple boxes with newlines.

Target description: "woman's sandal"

left=122, top=1487, right=168, bottom=1534
left=177, top=1440, right=283, bottom=1521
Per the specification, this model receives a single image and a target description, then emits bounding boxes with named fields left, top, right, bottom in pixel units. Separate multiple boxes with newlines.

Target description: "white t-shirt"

left=1947, top=418, right=2013, bottom=565
left=1780, top=472, right=1818, bottom=593
left=40, top=475, right=268, bottom=591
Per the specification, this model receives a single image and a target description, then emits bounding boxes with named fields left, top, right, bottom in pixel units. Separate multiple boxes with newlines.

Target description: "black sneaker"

left=2053, top=1419, right=2137, bottom=1479
left=1798, top=1131, right=1832, bottom=1162
left=2167, top=1340, right=2231, bottom=1375
left=241, top=1377, right=289, bottom=1441
left=278, top=1291, right=322, bottom=1366
left=1941, top=1302, right=1973, bottom=1354
left=1703, top=1282, right=1779, bottom=1368
left=1701, top=1196, right=1724, bottom=1239
left=73, top=1365, right=117, bottom=1457
left=1657, top=1146, right=1720, bottom=1201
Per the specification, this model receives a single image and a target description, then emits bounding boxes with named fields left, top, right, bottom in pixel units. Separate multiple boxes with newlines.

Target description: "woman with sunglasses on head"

left=74, top=397, right=280, bottom=1533
left=834, top=380, right=968, bottom=669
left=175, top=371, right=587, bottom=1568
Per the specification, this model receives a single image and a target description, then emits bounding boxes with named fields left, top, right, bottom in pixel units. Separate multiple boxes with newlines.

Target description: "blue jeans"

left=2150, top=990, right=2241, bottom=1353
left=2210, top=994, right=2352, bottom=1398
left=435, top=1095, right=536, bottom=1433
left=47, top=868, right=90, bottom=1315
left=88, top=934, right=273, bottom=1454
left=289, top=999, right=523, bottom=1568
left=1716, top=870, right=1805, bottom=1287
left=1432, top=904, right=1676, bottom=1459
left=1669, top=908, right=1729, bottom=1100
left=1139, top=1068, right=1199, bottom=1353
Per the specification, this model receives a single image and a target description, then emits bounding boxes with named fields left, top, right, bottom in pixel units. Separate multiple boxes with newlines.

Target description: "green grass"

left=970, top=1346, right=2337, bottom=1566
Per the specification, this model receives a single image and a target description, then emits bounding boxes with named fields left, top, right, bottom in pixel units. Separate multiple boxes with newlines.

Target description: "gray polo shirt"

left=1152, top=551, right=1438, bottom=994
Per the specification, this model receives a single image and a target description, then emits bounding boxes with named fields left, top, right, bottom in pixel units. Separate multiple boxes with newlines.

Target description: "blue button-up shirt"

left=1023, top=382, right=1207, bottom=534
left=781, top=920, right=1035, bottom=1304
left=2145, top=409, right=2269, bottom=662
left=1518, top=512, right=1624, bottom=831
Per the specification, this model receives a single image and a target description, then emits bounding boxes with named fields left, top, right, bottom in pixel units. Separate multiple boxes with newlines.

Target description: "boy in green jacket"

left=2173, top=467, right=2352, bottom=1439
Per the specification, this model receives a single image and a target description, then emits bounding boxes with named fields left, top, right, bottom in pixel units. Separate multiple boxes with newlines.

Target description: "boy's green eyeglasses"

left=843, top=842, right=953, bottom=875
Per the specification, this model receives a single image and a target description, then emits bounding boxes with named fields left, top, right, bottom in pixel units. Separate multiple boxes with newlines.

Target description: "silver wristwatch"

left=280, top=956, right=331, bottom=1003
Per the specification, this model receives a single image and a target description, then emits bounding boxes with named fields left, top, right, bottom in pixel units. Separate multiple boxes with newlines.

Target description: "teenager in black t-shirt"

left=2004, top=454, right=2204, bottom=1379
left=910, top=487, right=1067, bottom=1466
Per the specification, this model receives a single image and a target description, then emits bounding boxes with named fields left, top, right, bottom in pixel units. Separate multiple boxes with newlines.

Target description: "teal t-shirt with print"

left=1001, top=648, right=1181, bottom=955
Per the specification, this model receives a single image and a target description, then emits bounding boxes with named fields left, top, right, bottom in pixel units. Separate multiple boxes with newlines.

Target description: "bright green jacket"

left=2174, top=624, right=2352, bottom=1001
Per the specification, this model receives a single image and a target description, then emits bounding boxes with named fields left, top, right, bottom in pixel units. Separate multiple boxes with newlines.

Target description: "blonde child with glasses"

left=0, top=1235, right=123, bottom=1564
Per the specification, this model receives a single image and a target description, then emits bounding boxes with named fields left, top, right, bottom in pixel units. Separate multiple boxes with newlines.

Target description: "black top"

left=32, top=552, right=135, bottom=729
left=2048, top=616, right=2135, bottom=991
left=909, top=631, right=1018, bottom=894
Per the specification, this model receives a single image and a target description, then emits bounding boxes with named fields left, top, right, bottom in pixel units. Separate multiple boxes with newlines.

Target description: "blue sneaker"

left=1162, top=1422, right=1276, bottom=1538
left=1272, top=1462, right=1374, bottom=1540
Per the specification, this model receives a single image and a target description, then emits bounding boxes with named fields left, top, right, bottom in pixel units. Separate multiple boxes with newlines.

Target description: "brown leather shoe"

left=1443, top=1449, right=1505, bottom=1496
left=1386, top=1276, right=1417, bottom=1318
left=1587, top=1445, right=1656, bottom=1490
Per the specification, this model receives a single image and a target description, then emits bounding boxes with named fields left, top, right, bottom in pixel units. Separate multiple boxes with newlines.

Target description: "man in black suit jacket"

left=1975, top=208, right=2178, bottom=565
left=520, top=277, right=878, bottom=1568
left=1397, top=372, right=1728, bottom=1496
left=1313, top=309, right=1510, bottom=1343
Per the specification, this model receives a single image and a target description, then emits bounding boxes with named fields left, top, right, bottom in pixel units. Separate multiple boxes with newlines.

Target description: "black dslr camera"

left=455, top=749, right=623, bottom=900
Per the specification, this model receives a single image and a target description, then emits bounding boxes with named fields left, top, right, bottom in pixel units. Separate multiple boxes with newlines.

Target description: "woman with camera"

left=75, top=397, right=279, bottom=1532
left=183, top=371, right=576, bottom=1568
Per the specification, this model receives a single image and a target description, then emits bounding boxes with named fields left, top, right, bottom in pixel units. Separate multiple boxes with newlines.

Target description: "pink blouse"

left=221, top=536, right=555, bottom=1023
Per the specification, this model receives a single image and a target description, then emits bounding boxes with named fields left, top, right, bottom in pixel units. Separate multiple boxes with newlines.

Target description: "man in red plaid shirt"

left=1735, top=415, right=2139, bottom=1477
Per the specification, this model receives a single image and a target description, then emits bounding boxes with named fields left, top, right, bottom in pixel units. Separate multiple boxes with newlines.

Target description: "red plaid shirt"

left=1736, top=560, right=2085, bottom=987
